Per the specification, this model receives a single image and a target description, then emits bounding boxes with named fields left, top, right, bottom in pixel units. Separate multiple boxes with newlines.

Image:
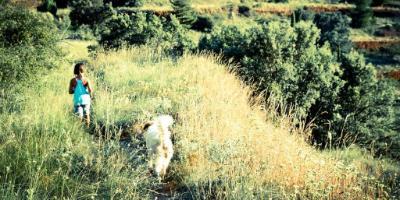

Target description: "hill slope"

left=0, top=41, right=395, bottom=199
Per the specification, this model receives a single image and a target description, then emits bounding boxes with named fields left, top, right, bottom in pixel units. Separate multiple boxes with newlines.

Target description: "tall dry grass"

left=91, top=48, right=388, bottom=199
left=0, top=41, right=394, bottom=199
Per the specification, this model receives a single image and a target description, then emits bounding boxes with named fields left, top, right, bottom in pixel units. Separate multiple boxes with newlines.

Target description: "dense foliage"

left=0, top=6, right=62, bottom=89
left=37, top=0, right=57, bottom=17
left=314, top=12, right=352, bottom=56
left=198, top=20, right=398, bottom=157
left=200, top=21, right=343, bottom=118
left=69, top=0, right=112, bottom=28
left=98, top=11, right=194, bottom=56
left=170, top=0, right=197, bottom=26
left=191, top=15, right=214, bottom=32
left=351, top=0, right=373, bottom=28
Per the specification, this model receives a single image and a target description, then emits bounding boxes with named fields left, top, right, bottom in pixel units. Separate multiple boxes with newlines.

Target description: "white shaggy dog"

left=143, top=115, right=174, bottom=180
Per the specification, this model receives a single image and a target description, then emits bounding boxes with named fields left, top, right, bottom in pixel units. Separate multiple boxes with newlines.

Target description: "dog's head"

left=133, top=121, right=153, bottom=135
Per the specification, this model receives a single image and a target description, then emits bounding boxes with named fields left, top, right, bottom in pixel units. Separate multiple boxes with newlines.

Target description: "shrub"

left=67, top=24, right=96, bottom=40
left=37, top=0, right=57, bottom=17
left=98, top=11, right=194, bottom=56
left=291, top=8, right=315, bottom=24
left=198, top=20, right=398, bottom=158
left=314, top=12, right=352, bottom=56
left=324, top=51, right=397, bottom=149
left=200, top=21, right=343, bottom=118
left=0, top=6, right=62, bottom=89
left=238, top=5, right=251, bottom=17
left=191, top=15, right=214, bottom=32
left=69, top=0, right=112, bottom=28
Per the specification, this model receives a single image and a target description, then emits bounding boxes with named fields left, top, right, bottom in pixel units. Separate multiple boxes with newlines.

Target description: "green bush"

left=314, top=12, right=352, bottom=56
left=200, top=21, right=342, bottom=118
left=198, top=20, right=398, bottom=158
left=98, top=11, right=194, bottom=56
left=238, top=5, right=251, bottom=17
left=37, top=0, right=58, bottom=16
left=69, top=0, right=112, bottom=28
left=0, top=6, right=62, bottom=89
left=191, top=15, right=214, bottom=32
left=291, top=8, right=315, bottom=24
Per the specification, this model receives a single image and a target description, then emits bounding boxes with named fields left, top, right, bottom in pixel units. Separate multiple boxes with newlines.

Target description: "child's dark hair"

left=74, top=63, right=85, bottom=75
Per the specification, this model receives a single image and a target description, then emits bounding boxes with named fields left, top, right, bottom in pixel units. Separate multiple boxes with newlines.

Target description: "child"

left=69, top=63, right=93, bottom=126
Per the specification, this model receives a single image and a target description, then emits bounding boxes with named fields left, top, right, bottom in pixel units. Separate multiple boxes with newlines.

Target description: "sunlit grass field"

left=0, top=40, right=398, bottom=199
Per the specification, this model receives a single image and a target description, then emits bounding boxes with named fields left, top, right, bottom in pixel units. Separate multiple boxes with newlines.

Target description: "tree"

left=314, top=12, right=352, bottom=56
left=69, top=0, right=111, bottom=28
left=351, top=0, right=373, bottom=28
left=98, top=11, right=194, bottom=56
left=37, top=0, right=58, bottom=17
left=198, top=19, right=399, bottom=158
left=200, top=21, right=343, bottom=118
left=170, top=0, right=197, bottom=26
left=0, top=6, right=62, bottom=89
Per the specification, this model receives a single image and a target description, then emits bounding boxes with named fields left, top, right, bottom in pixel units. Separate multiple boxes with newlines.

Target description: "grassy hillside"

left=0, top=40, right=398, bottom=199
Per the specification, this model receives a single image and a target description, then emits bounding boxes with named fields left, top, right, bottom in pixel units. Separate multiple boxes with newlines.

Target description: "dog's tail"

left=156, top=115, right=174, bottom=128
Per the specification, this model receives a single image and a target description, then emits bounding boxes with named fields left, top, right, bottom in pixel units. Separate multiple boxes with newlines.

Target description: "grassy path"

left=1, top=39, right=398, bottom=199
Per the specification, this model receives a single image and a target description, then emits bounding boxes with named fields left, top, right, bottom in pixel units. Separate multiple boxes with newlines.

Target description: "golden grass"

left=90, top=48, right=387, bottom=199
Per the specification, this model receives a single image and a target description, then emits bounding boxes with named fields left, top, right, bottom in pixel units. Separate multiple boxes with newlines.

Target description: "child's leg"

left=83, top=104, right=91, bottom=127
left=74, top=105, right=84, bottom=121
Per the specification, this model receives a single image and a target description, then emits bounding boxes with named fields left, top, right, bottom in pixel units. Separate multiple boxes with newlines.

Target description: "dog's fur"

left=143, top=115, right=174, bottom=180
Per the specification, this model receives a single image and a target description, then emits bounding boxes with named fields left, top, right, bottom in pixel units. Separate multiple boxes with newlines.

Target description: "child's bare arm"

left=87, top=79, right=93, bottom=95
left=69, top=79, right=75, bottom=94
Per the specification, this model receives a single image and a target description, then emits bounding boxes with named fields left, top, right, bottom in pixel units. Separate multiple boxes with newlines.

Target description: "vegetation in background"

left=314, top=12, right=353, bottom=56
left=69, top=0, right=112, bottom=28
left=37, top=0, right=57, bottom=17
left=199, top=19, right=398, bottom=159
left=98, top=10, right=195, bottom=56
left=170, top=0, right=197, bottom=26
left=0, top=5, right=62, bottom=91
left=351, top=0, right=374, bottom=28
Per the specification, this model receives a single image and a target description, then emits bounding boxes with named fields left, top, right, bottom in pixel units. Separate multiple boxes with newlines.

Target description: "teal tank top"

left=73, top=79, right=91, bottom=106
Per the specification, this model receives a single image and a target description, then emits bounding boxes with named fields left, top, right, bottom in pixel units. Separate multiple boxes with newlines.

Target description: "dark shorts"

left=74, top=104, right=90, bottom=118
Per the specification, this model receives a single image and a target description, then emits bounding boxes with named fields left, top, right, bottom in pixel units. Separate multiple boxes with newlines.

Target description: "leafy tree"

left=99, top=11, right=194, bottom=56
left=200, top=21, right=343, bottom=118
left=37, top=0, right=58, bottom=17
left=69, top=0, right=112, bottom=28
left=291, top=7, right=315, bottom=25
left=0, top=6, right=62, bottom=89
left=334, top=52, right=396, bottom=147
left=170, top=0, right=197, bottom=26
left=314, top=12, right=352, bottom=56
left=351, top=0, right=373, bottom=28
left=198, top=19, right=399, bottom=158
